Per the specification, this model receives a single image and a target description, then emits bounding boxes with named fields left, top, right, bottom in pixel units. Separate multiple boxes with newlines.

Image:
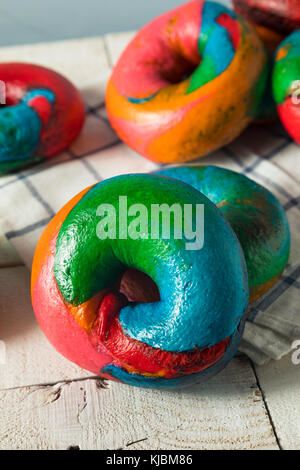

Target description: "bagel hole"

left=159, top=56, right=198, bottom=85
left=118, top=268, right=160, bottom=303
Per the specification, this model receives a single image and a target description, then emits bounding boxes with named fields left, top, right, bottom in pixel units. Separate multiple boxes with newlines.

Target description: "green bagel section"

left=155, top=166, right=290, bottom=298
left=54, top=173, right=249, bottom=352
left=54, top=174, right=207, bottom=306
left=273, top=32, right=300, bottom=105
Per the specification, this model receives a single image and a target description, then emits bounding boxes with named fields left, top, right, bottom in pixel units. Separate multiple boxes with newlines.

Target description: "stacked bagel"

left=31, top=167, right=290, bottom=388
left=0, top=1, right=293, bottom=388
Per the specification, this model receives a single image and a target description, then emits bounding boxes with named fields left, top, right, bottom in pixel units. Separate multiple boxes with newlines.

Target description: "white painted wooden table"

left=0, top=32, right=300, bottom=450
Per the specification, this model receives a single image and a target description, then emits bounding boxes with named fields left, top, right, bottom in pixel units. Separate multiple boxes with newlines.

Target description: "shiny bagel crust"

left=31, top=173, right=249, bottom=388
left=273, top=31, right=300, bottom=144
left=0, top=63, right=85, bottom=174
left=156, top=166, right=290, bottom=302
left=106, top=0, right=268, bottom=164
left=233, top=0, right=300, bottom=35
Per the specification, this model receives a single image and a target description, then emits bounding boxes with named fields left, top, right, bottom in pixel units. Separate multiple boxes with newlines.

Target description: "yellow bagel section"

left=106, top=1, right=268, bottom=164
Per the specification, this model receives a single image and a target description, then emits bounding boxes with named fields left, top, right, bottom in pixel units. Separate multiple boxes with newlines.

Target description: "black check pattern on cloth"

left=0, top=90, right=299, bottom=366
left=3, top=110, right=299, bottom=238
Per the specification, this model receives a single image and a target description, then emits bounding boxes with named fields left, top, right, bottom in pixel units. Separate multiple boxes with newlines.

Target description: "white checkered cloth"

left=0, top=45, right=300, bottom=366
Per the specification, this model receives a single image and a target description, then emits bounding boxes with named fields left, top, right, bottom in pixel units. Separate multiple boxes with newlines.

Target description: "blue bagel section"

left=115, top=175, right=249, bottom=352
left=0, top=89, right=54, bottom=163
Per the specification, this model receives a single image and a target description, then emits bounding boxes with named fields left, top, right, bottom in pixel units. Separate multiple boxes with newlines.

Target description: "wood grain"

left=0, top=37, right=110, bottom=89
left=255, top=355, right=300, bottom=450
left=0, top=357, right=278, bottom=450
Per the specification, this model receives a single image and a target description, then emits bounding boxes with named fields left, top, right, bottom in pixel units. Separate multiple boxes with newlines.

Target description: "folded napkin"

left=0, top=70, right=299, bottom=366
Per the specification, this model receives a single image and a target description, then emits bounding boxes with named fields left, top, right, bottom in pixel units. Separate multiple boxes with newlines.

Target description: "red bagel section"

left=92, top=292, right=231, bottom=378
left=216, top=12, right=240, bottom=49
left=278, top=97, right=300, bottom=144
left=0, top=63, right=85, bottom=158
left=112, top=0, right=202, bottom=101
left=32, top=232, right=115, bottom=378
left=233, top=0, right=300, bottom=34
left=27, top=95, right=53, bottom=125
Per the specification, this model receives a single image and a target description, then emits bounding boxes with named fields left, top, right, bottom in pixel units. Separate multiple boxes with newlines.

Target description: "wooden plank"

left=0, top=266, right=91, bottom=389
left=0, top=36, right=110, bottom=89
left=0, top=357, right=278, bottom=450
left=255, top=354, right=300, bottom=450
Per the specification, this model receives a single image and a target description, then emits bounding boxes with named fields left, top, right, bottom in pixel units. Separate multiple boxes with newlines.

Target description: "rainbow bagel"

left=31, top=174, right=249, bottom=388
left=273, top=31, right=300, bottom=144
left=0, top=63, right=85, bottom=175
left=156, top=166, right=290, bottom=302
left=106, top=0, right=268, bottom=164
left=233, top=0, right=300, bottom=36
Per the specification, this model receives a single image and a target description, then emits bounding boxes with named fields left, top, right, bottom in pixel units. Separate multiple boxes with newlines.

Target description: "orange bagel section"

left=106, top=1, right=268, bottom=164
